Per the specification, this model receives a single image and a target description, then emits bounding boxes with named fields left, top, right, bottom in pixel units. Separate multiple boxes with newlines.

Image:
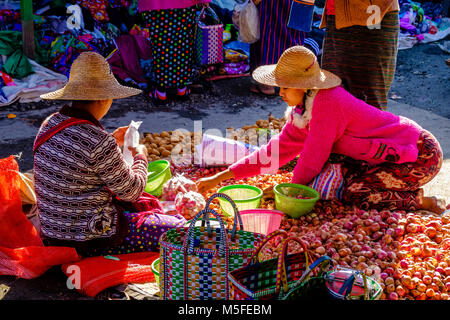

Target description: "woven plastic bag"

left=195, top=7, right=224, bottom=65
left=233, top=0, right=260, bottom=44
left=159, top=193, right=265, bottom=300
left=228, top=230, right=322, bottom=300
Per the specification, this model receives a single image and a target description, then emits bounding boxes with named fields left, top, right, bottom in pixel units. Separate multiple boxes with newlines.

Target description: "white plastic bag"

left=123, top=120, right=143, bottom=165
left=233, top=0, right=260, bottom=44
left=174, top=191, right=206, bottom=220
left=161, top=173, right=198, bottom=201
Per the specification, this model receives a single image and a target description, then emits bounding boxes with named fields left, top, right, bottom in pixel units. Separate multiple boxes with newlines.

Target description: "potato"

left=160, top=131, right=169, bottom=138
left=161, top=149, right=171, bottom=157
left=151, top=149, right=161, bottom=156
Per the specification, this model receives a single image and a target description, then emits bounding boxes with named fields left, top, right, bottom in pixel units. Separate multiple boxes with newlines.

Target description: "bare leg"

left=422, top=195, right=447, bottom=214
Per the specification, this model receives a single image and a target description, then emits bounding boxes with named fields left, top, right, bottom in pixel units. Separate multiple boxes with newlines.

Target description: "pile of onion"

left=176, top=166, right=450, bottom=300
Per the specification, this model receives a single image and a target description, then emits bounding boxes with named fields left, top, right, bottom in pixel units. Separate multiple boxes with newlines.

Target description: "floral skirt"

left=342, top=129, right=443, bottom=211
left=142, top=7, right=197, bottom=89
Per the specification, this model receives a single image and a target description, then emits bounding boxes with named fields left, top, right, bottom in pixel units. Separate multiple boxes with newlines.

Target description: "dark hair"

left=301, top=89, right=311, bottom=114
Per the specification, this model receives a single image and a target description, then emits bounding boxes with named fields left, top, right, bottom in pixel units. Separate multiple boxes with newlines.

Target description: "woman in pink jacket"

left=197, top=46, right=445, bottom=214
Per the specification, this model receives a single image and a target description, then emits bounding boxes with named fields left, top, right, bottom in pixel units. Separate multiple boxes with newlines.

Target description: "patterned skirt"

left=342, top=129, right=443, bottom=211
left=321, top=12, right=399, bottom=110
left=250, top=0, right=305, bottom=70
left=142, top=7, right=197, bottom=89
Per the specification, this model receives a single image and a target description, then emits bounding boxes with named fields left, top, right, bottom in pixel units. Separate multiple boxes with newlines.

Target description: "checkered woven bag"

left=195, top=6, right=224, bottom=66
left=159, top=193, right=265, bottom=300
left=228, top=230, right=319, bottom=300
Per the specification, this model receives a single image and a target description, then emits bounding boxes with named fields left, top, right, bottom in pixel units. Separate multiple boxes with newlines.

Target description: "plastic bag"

left=0, top=155, right=80, bottom=279
left=123, top=120, right=143, bottom=165
left=161, top=173, right=198, bottom=201
left=174, top=191, right=206, bottom=220
left=233, top=0, right=260, bottom=44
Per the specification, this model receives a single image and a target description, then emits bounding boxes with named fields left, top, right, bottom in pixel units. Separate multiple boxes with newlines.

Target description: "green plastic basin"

left=151, top=258, right=160, bottom=286
left=145, top=160, right=172, bottom=197
left=274, top=183, right=320, bottom=218
left=217, top=184, right=263, bottom=217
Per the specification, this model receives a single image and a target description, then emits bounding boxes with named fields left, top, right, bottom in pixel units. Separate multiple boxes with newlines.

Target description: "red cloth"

left=0, top=156, right=80, bottom=279
left=62, top=252, right=159, bottom=297
left=326, top=0, right=335, bottom=15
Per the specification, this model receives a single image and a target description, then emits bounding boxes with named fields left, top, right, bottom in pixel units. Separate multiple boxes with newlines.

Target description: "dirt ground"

left=0, top=41, right=449, bottom=300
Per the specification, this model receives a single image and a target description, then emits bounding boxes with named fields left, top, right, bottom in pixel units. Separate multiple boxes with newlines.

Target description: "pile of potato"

left=140, top=114, right=287, bottom=162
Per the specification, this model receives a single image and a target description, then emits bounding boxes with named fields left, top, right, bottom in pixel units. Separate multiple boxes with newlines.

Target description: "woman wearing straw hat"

left=197, top=46, right=446, bottom=214
left=33, top=52, right=186, bottom=256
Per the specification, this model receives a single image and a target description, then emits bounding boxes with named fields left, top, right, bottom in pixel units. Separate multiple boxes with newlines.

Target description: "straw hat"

left=40, top=51, right=142, bottom=100
left=252, top=46, right=342, bottom=89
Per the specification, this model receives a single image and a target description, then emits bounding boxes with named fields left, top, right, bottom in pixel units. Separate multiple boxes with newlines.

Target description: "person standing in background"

left=320, top=0, right=400, bottom=110
left=139, top=0, right=211, bottom=104
left=249, top=0, right=306, bottom=95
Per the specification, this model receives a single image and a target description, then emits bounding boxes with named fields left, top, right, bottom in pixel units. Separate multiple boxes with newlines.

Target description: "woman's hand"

left=111, top=126, right=129, bottom=146
left=128, top=144, right=148, bottom=159
left=197, top=175, right=221, bottom=194
left=196, top=169, right=235, bottom=194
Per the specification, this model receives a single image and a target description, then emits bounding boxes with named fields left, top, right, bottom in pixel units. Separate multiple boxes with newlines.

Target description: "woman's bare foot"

left=422, top=196, right=447, bottom=214
left=250, top=83, right=276, bottom=95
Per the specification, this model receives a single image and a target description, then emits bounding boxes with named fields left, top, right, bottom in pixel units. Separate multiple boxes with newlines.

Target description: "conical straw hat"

left=41, top=51, right=142, bottom=100
left=252, top=46, right=342, bottom=89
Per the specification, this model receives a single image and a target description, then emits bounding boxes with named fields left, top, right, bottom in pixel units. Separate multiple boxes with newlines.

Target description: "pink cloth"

left=138, top=0, right=211, bottom=11
left=229, top=86, right=422, bottom=185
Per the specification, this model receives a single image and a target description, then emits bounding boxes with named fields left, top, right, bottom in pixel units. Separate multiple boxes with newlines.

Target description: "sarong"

left=342, top=129, right=443, bottom=211
left=143, top=6, right=197, bottom=89
left=321, top=12, right=399, bottom=110
left=250, top=0, right=305, bottom=70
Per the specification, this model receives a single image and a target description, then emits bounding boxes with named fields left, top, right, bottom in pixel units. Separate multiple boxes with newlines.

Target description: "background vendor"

left=197, top=46, right=446, bottom=214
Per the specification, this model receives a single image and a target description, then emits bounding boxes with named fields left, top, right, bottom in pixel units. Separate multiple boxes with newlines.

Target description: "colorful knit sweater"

left=229, top=86, right=423, bottom=185
left=34, top=106, right=148, bottom=242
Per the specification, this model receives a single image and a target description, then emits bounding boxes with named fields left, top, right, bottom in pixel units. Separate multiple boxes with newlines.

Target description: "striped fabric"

left=34, top=106, right=148, bottom=242
left=250, top=0, right=305, bottom=70
left=321, top=12, right=399, bottom=110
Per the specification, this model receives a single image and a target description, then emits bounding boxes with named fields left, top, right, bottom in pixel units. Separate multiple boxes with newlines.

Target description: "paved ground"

left=0, top=41, right=449, bottom=300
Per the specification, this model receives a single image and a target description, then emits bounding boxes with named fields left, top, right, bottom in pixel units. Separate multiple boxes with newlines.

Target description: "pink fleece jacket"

left=138, top=0, right=211, bottom=11
left=229, top=86, right=423, bottom=185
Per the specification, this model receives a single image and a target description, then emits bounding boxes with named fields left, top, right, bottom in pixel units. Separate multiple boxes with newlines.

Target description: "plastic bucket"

left=145, top=160, right=172, bottom=197
left=274, top=183, right=319, bottom=218
left=151, top=258, right=160, bottom=286
left=239, top=209, right=284, bottom=235
left=217, top=184, right=263, bottom=217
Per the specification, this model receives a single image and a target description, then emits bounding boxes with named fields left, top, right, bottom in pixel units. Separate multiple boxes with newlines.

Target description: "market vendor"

left=197, top=46, right=446, bottom=214
left=33, top=52, right=185, bottom=257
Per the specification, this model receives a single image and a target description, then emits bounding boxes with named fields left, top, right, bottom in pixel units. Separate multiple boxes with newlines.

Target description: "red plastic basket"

left=239, top=209, right=284, bottom=235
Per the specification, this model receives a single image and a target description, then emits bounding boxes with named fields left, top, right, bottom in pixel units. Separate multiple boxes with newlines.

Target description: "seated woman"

left=197, top=46, right=446, bottom=214
left=34, top=52, right=185, bottom=257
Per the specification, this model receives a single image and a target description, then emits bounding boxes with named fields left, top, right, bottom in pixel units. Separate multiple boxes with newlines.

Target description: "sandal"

left=175, top=87, right=191, bottom=102
left=96, top=286, right=130, bottom=300
left=149, top=89, right=167, bottom=106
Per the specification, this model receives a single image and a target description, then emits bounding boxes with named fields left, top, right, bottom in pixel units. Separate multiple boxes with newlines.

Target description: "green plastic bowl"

left=217, top=184, right=263, bottom=217
left=151, top=258, right=160, bottom=285
left=274, top=183, right=320, bottom=218
left=145, top=160, right=172, bottom=197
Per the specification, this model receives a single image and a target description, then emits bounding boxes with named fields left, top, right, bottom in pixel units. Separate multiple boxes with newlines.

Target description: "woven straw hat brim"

left=253, top=64, right=342, bottom=90
left=40, top=79, right=142, bottom=100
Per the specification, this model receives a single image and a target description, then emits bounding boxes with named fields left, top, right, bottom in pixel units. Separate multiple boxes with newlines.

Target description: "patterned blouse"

left=34, top=105, right=148, bottom=242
